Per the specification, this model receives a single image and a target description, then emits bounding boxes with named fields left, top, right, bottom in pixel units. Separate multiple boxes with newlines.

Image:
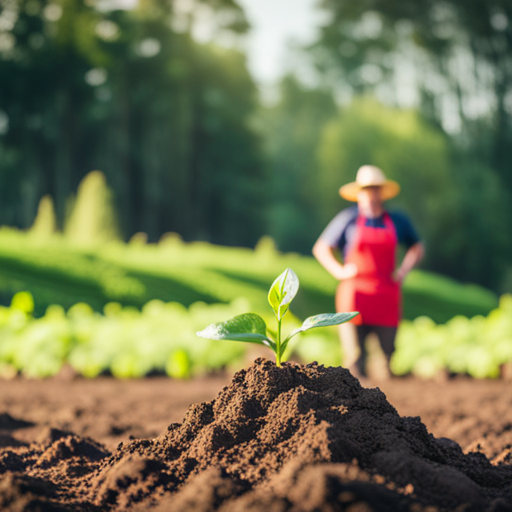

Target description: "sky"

left=237, top=0, right=322, bottom=85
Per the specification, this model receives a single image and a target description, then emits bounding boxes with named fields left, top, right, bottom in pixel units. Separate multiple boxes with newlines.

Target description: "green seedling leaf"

left=197, top=313, right=275, bottom=350
left=282, top=312, right=359, bottom=352
left=268, top=268, right=299, bottom=320
left=197, top=268, right=360, bottom=368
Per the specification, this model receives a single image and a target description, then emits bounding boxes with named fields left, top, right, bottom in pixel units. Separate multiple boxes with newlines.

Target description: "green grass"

left=0, top=227, right=499, bottom=323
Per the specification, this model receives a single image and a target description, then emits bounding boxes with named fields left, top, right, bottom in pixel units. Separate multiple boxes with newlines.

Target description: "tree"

left=29, top=194, right=57, bottom=241
left=65, top=170, right=120, bottom=246
left=314, top=0, right=512, bottom=184
left=258, top=75, right=337, bottom=252
left=0, top=0, right=267, bottom=246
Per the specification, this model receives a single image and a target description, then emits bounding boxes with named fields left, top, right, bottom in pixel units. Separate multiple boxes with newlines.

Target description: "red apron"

left=336, top=213, right=400, bottom=327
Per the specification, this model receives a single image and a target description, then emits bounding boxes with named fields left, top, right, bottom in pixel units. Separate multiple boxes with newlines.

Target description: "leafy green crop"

left=197, top=268, right=359, bottom=366
left=0, top=286, right=510, bottom=379
left=391, top=294, right=512, bottom=379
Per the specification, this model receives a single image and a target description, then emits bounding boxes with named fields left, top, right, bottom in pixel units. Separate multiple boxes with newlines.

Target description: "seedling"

left=197, top=268, right=359, bottom=367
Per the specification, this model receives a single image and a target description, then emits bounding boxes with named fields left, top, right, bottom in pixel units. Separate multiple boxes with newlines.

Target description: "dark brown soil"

left=1, top=359, right=512, bottom=511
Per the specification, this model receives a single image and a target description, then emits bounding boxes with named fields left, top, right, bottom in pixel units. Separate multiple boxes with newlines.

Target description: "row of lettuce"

left=392, top=294, right=512, bottom=379
left=0, top=291, right=511, bottom=379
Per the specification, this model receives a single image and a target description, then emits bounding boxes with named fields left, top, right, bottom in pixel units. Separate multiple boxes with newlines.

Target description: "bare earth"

left=1, top=360, right=512, bottom=511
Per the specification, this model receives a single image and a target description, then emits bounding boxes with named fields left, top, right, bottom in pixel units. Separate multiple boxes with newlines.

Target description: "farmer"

left=312, top=165, right=424, bottom=379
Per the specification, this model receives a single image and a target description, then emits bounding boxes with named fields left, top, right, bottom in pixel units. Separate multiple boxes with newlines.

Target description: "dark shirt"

left=320, top=205, right=421, bottom=259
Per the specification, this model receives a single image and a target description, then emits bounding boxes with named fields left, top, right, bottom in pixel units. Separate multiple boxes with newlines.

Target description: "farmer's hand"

left=394, top=242, right=424, bottom=283
left=333, top=263, right=358, bottom=281
left=393, top=268, right=407, bottom=283
left=312, top=240, right=358, bottom=281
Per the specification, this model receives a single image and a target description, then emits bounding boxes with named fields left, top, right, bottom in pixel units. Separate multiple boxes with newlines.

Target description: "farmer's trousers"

left=338, top=323, right=397, bottom=378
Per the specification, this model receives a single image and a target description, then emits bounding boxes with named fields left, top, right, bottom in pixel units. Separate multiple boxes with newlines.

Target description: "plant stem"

left=276, top=317, right=282, bottom=367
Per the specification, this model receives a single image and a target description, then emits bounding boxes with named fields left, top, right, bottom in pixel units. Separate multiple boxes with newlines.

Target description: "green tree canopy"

left=259, top=75, right=337, bottom=252
left=313, top=0, right=512, bottom=189
left=0, top=0, right=265, bottom=246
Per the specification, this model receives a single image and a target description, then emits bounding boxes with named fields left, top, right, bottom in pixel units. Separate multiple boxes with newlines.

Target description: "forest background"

left=1, top=0, right=511, bottom=295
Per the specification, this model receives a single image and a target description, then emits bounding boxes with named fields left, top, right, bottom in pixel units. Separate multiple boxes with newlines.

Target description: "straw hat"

left=339, top=165, right=400, bottom=202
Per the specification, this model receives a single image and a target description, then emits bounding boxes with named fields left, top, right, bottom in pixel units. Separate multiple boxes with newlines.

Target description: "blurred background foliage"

left=0, top=0, right=511, bottom=292
left=0, top=0, right=265, bottom=248
left=0, top=0, right=512, bottom=378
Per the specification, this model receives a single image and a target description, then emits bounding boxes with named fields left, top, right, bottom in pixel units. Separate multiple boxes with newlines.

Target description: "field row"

left=0, top=289, right=511, bottom=380
left=0, top=229, right=499, bottom=323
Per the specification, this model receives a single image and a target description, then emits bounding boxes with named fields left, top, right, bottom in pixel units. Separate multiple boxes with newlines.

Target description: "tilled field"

left=1, top=360, right=512, bottom=511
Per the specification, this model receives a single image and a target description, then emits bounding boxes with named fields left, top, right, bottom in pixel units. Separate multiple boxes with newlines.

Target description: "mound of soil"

left=1, top=358, right=512, bottom=511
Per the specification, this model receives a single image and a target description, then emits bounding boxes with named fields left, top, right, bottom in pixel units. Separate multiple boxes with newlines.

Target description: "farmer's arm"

left=312, top=239, right=357, bottom=281
left=391, top=211, right=424, bottom=283
left=395, top=241, right=424, bottom=282
left=313, top=207, right=358, bottom=280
